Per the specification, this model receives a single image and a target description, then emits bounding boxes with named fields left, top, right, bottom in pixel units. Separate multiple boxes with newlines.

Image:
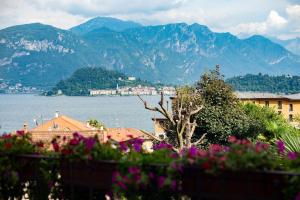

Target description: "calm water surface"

left=0, top=94, right=163, bottom=133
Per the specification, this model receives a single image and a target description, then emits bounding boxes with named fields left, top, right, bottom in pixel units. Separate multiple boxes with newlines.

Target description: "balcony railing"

left=2, top=154, right=299, bottom=200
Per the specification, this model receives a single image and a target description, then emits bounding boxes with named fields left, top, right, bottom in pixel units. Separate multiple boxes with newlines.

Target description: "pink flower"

left=228, top=135, right=237, bottom=143
left=157, top=176, right=166, bottom=188
left=52, top=142, right=59, bottom=152
left=69, top=138, right=79, bottom=146
left=16, top=130, right=25, bottom=136
left=288, top=152, right=297, bottom=160
left=277, top=140, right=285, bottom=154
left=2, top=134, right=12, bottom=139
left=209, top=144, right=223, bottom=154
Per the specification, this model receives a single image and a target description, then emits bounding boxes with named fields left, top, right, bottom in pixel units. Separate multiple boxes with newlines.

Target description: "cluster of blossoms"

left=277, top=140, right=300, bottom=161
left=0, top=130, right=44, bottom=153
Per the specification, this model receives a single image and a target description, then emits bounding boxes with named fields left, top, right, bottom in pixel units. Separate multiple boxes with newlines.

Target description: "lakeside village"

left=89, top=85, right=176, bottom=96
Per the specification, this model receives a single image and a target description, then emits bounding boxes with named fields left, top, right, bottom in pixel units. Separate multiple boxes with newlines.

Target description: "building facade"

left=236, top=92, right=300, bottom=124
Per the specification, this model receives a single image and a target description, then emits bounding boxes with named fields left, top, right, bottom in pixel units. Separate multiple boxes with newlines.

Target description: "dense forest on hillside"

left=47, top=67, right=157, bottom=96
left=226, top=74, right=300, bottom=94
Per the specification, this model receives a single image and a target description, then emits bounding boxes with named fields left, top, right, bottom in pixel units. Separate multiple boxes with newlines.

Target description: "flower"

left=228, top=135, right=237, bottom=143
left=51, top=141, right=60, bottom=152
left=84, top=138, right=96, bottom=150
left=209, top=144, right=223, bottom=154
left=128, top=166, right=140, bottom=175
left=4, top=142, right=12, bottom=150
left=188, top=146, right=198, bottom=158
left=69, top=138, right=79, bottom=146
left=36, top=141, right=44, bottom=148
left=276, top=140, right=285, bottom=154
left=131, top=138, right=144, bottom=152
left=287, top=152, right=297, bottom=160
left=153, top=142, right=173, bottom=151
left=157, top=176, right=166, bottom=188
left=2, top=134, right=12, bottom=139
left=119, top=141, right=128, bottom=152
left=16, top=130, right=25, bottom=136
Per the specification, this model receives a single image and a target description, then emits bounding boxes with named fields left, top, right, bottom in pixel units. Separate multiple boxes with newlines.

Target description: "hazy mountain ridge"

left=0, top=17, right=299, bottom=87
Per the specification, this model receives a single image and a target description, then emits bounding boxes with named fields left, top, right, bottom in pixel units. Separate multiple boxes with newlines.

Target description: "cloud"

left=0, top=0, right=299, bottom=39
left=229, top=7, right=300, bottom=39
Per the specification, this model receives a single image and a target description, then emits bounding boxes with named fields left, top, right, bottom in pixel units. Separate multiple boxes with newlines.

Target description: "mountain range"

left=0, top=17, right=299, bottom=88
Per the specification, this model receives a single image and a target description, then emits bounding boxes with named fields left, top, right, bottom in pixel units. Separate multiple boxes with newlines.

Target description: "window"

left=265, top=101, right=269, bottom=107
left=278, top=111, right=282, bottom=115
left=278, top=101, right=282, bottom=109
left=289, top=104, right=293, bottom=112
left=252, top=101, right=256, bottom=104
left=289, top=114, right=293, bottom=122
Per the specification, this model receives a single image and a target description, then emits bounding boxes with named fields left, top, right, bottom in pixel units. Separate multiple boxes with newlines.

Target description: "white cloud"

left=228, top=8, right=300, bottom=39
left=0, top=0, right=299, bottom=39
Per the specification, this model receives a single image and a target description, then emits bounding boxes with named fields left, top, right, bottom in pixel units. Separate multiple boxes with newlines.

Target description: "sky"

left=0, top=0, right=299, bottom=40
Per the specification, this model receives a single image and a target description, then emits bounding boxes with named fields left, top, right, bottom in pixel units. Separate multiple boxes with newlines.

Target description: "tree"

left=194, top=65, right=255, bottom=144
left=87, top=119, right=107, bottom=131
left=138, top=92, right=205, bottom=152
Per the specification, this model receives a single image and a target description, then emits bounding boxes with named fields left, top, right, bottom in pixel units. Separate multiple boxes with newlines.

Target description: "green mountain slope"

left=226, top=74, right=300, bottom=94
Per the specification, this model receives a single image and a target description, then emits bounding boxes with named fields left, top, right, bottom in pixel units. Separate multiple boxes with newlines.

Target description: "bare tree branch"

left=192, top=133, right=207, bottom=146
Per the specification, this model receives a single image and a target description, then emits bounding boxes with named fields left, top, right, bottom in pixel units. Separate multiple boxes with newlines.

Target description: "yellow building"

left=236, top=92, right=300, bottom=124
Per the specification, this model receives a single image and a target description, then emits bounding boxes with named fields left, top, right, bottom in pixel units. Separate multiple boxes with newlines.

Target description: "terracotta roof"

left=106, top=128, right=148, bottom=142
left=31, top=115, right=94, bottom=132
left=29, top=115, right=102, bottom=144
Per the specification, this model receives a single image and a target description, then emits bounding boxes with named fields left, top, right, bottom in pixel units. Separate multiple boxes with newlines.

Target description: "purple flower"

left=128, top=166, right=140, bottom=175
left=132, top=138, right=144, bottom=152
left=84, top=138, right=96, bottom=150
left=73, top=132, right=84, bottom=140
left=277, top=140, right=285, bottom=154
left=288, top=152, right=297, bottom=160
left=119, top=141, right=129, bottom=152
left=153, top=142, right=173, bottom=151
left=157, top=176, right=166, bottom=188
left=188, top=146, right=198, bottom=158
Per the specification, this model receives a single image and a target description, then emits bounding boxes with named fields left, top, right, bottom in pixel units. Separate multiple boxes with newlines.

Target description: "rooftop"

left=235, top=92, right=300, bottom=101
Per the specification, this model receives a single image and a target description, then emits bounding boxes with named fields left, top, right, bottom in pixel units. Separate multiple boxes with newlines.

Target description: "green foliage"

left=48, top=67, right=157, bottom=96
left=227, top=74, right=300, bottom=94
left=87, top=119, right=107, bottom=130
left=242, top=103, right=290, bottom=140
left=195, top=66, right=256, bottom=144
left=279, top=131, right=300, bottom=152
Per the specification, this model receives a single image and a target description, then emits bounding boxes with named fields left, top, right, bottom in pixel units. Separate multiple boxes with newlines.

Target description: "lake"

left=0, top=94, right=164, bottom=134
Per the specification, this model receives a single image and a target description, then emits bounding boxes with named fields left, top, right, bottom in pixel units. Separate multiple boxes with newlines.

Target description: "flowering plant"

left=0, top=131, right=45, bottom=199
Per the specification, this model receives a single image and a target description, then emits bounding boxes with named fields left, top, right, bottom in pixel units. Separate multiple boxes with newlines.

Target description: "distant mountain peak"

left=70, top=16, right=142, bottom=35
